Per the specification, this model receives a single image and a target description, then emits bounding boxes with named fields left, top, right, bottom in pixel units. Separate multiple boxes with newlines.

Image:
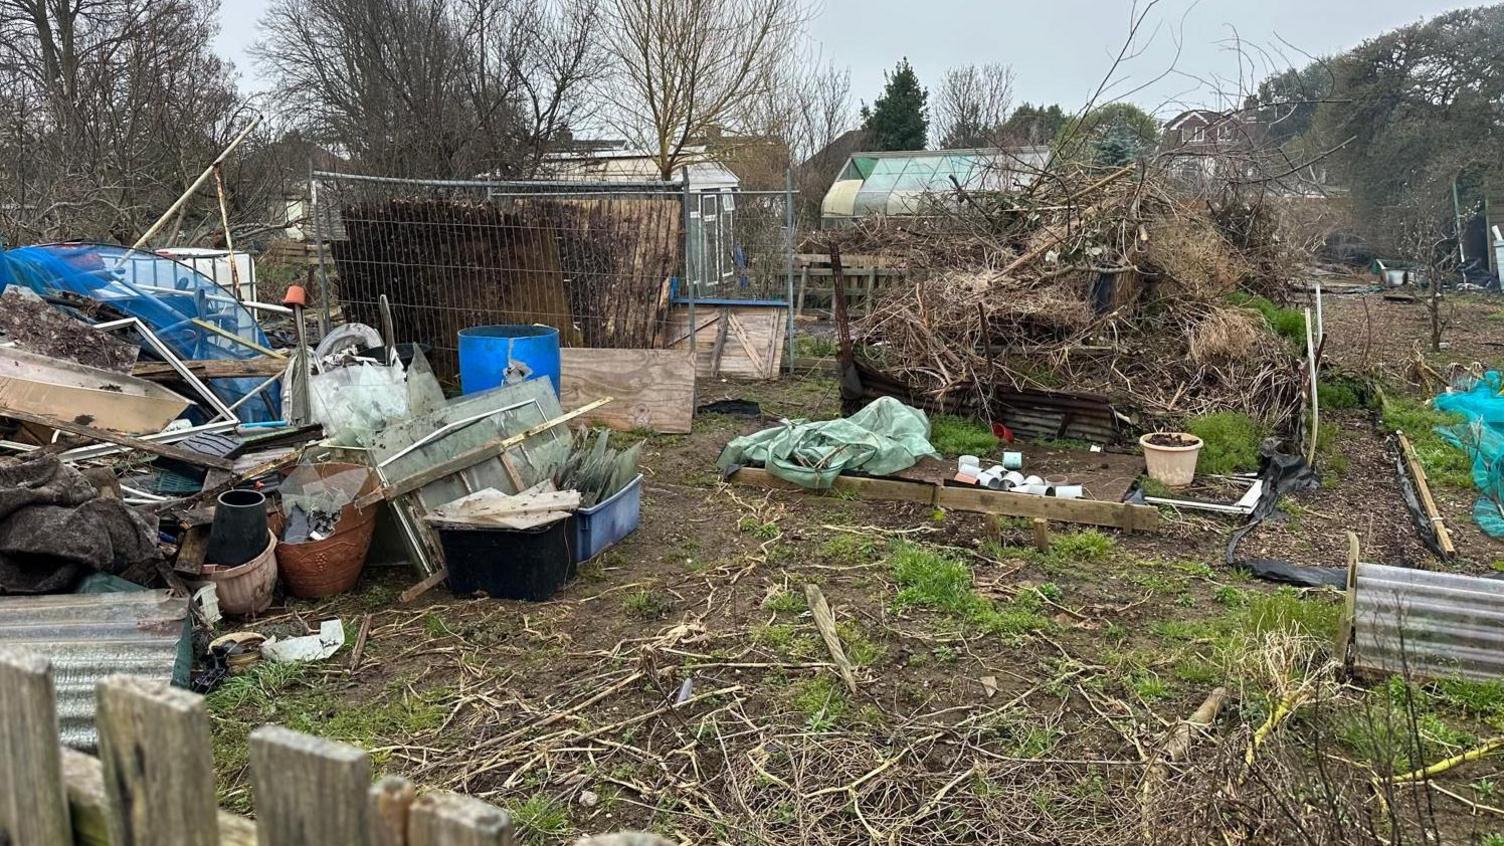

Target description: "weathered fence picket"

left=0, top=647, right=527, bottom=846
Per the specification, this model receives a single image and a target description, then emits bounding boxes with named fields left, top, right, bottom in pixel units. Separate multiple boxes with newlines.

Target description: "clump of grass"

left=622, top=589, right=671, bottom=619
left=930, top=414, right=999, bottom=457
left=763, top=588, right=805, bottom=613
left=794, top=335, right=838, bottom=358
left=890, top=543, right=1049, bottom=637
left=1226, top=291, right=1307, bottom=348
left=513, top=794, right=570, bottom=845
left=1318, top=376, right=1368, bottom=410
left=791, top=675, right=849, bottom=730
left=1186, top=411, right=1267, bottom=475
left=736, top=515, right=780, bottom=539
left=1048, top=529, right=1115, bottom=562
left=1380, top=392, right=1472, bottom=489
left=819, top=533, right=877, bottom=565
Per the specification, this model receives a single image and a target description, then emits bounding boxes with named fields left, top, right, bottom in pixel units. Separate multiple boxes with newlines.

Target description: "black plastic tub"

left=438, top=518, right=575, bottom=601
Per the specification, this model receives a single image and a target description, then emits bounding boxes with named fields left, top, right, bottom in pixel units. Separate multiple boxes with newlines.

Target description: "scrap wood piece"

left=399, top=568, right=450, bottom=604
left=1140, top=686, right=1230, bottom=839
left=726, top=311, right=768, bottom=377
left=804, top=583, right=858, bottom=694
left=1397, top=430, right=1456, bottom=557
left=424, top=488, right=580, bottom=530
left=3, top=405, right=233, bottom=470
left=132, top=358, right=288, bottom=381
left=355, top=397, right=612, bottom=510
left=559, top=349, right=695, bottom=434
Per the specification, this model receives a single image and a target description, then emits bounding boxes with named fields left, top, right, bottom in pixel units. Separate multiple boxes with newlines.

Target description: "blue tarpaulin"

left=0, top=243, right=280, bottom=422
left=1434, top=371, right=1504, bottom=537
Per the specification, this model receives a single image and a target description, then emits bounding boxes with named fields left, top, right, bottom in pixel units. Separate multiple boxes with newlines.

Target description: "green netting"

left=715, top=397, right=940, bottom=489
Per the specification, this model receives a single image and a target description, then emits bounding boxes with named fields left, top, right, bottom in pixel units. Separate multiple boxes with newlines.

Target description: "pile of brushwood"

left=828, top=162, right=1313, bottom=434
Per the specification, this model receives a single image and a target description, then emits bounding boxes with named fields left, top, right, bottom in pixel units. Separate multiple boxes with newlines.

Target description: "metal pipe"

left=311, top=170, right=673, bottom=191
left=132, top=114, right=264, bottom=250
left=682, top=167, right=696, bottom=355
left=92, top=318, right=240, bottom=422
left=225, top=372, right=285, bottom=413
left=784, top=166, right=796, bottom=374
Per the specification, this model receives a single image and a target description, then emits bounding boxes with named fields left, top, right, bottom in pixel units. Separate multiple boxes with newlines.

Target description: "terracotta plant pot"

left=196, top=530, right=278, bottom=617
left=1139, top=432, right=1203, bottom=488
left=276, top=463, right=380, bottom=599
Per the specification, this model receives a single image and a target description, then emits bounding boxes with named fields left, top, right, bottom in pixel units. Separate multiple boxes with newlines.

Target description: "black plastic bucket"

left=206, top=489, right=269, bottom=567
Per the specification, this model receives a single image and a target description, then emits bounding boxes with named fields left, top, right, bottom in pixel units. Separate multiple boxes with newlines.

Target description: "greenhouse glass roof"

left=822, top=147, right=1051, bottom=225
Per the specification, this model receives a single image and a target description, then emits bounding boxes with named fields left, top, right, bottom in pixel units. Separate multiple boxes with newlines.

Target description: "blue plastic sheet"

left=1434, top=371, right=1504, bottom=537
left=0, top=243, right=280, bottom=422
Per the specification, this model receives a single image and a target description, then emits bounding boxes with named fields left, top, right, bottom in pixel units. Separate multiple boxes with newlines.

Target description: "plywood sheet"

left=560, top=348, right=696, bottom=434
left=665, top=304, right=786, bottom=379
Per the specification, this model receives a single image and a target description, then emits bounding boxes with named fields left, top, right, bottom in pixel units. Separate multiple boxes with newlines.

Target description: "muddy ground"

left=209, top=287, right=1504, bottom=845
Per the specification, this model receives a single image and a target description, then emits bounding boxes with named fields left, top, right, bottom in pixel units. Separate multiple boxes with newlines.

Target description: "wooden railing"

left=0, top=647, right=593, bottom=845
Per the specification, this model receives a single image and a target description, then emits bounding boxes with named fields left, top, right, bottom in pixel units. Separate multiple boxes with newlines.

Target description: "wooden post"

left=96, top=675, right=220, bottom=846
left=1032, top=518, right=1051, bottom=553
left=250, top=726, right=371, bottom=846
left=369, top=775, right=417, bottom=846
left=0, top=648, right=73, bottom=846
left=804, top=584, right=859, bottom=694
left=409, top=791, right=513, bottom=846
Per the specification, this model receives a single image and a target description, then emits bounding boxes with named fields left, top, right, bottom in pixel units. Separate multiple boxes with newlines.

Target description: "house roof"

left=1165, top=109, right=1228, bottom=130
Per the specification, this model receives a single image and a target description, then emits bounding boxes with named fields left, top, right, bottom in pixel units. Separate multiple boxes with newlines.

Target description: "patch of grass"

left=791, top=675, right=849, bottom=731
left=837, top=620, right=885, bottom=666
left=1380, top=392, right=1472, bottom=489
left=889, top=543, right=1050, bottom=638
left=1227, top=292, right=1307, bottom=349
left=1048, top=529, right=1115, bottom=562
left=819, top=533, right=877, bottom=564
left=1186, top=411, right=1267, bottom=476
left=1213, top=585, right=1247, bottom=607
left=513, top=794, right=570, bottom=845
left=736, top=515, right=780, bottom=539
left=622, top=589, right=672, bottom=620
left=1131, top=670, right=1171, bottom=701
left=1241, top=588, right=1341, bottom=642
left=930, top=414, right=999, bottom=457
left=794, top=335, right=838, bottom=358
left=1434, top=678, right=1504, bottom=721
left=1318, top=377, right=1368, bottom=411
left=763, top=588, right=806, bottom=613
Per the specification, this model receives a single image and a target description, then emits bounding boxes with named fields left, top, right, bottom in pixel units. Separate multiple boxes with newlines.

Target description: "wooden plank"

left=560, top=349, right=695, bottom=434
left=0, top=648, right=72, bottom=846
left=356, top=398, right=613, bottom=509
left=96, top=675, right=219, bottom=846
left=727, top=467, right=1159, bottom=531
left=726, top=311, right=767, bottom=377
left=805, top=584, right=858, bottom=694
left=1399, top=431, right=1455, bottom=556
left=133, top=358, right=288, bottom=381
left=190, top=319, right=287, bottom=358
left=709, top=315, right=729, bottom=377
left=399, top=568, right=450, bottom=603
left=368, top=775, right=417, bottom=846
left=2, top=406, right=234, bottom=470
left=665, top=305, right=786, bottom=381
left=408, top=791, right=513, bottom=846
left=249, top=726, right=370, bottom=846
left=61, top=748, right=258, bottom=846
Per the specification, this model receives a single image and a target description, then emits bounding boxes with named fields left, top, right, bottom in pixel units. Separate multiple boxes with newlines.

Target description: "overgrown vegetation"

left=1381, top=392, right=1472, bottom=489
left=1186, top=411, right=1267, bottom=475
left=1227, top=292, right=1308, bottom=350
left=890, top=543, right=1050, bottom=638
left=929, top=414, right=999, bottom=457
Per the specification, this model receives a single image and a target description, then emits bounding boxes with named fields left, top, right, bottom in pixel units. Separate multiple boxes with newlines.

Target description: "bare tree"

left=600, top=0, right=807, bottom=181
left=933, top=62, right=1014, bottom=149
left=258, top=0, right=603, bottom=178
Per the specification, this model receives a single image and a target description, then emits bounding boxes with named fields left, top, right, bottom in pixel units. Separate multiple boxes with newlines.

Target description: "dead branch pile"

left=829, top=164, right=1310, bottom=433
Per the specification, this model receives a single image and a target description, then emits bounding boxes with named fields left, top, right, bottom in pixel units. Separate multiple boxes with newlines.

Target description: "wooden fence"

left=0, top=647, right=614, bottom=845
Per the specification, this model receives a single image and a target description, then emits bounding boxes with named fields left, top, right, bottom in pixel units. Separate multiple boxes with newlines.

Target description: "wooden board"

left=728, top=467, right=1159, bottom=531
left=560, top=348, right=696, bottom=434
left=665, top=304, right=786, bottom=379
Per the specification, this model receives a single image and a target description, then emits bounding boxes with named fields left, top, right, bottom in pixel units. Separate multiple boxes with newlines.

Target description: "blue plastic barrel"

left=458, top=324, right=562, bottom=396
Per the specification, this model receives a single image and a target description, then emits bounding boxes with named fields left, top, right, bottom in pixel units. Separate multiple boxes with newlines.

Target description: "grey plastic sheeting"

left=0, top=590, right=188, bottom=749
left=1352, top=563, right=1504, bottom=682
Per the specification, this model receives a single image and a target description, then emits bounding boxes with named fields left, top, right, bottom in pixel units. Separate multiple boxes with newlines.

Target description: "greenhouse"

left=819, top=146, right=1050, bottom=228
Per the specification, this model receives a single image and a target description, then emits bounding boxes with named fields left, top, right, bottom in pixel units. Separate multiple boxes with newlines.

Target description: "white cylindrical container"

left=1001, top=451, right=1024, bottom=470
left=1021, top=482, right=1051, bottom=495
left=1051, top=484, right=1084, bottom=499
left=1004, top=471, right=1026, bottom=488
left=1024, top=475, right=1044, bottom=487
left=959, top=455, right=981, bottom=473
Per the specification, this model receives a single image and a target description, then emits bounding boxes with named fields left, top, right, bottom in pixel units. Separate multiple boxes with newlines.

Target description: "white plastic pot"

left=1139, top=432, right=1203, bottom=487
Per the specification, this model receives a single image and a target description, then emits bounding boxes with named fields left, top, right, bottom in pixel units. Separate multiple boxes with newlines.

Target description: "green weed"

left=1227, top=292, right=1307, bottom=349
left=513, top=794, right=570, bottom=845
left=1317, top=377, right=1368, bottom=411
left=736, top=515, right=780, bottom=539
left=1048, top=530, right=1115, bottom=562
left=622, top=589, right=671, bottom=619
left=763, top=589, right=806, bottom=613
left=794, top=336, right=838, bottom=358
left=1186, top=411, right=1267, bottom=475
left=791, top=675, right=849, bottom=731
left=819, top=533, right=878, bottom=565
left=930, top=415, right=999, bottom=457
left=889, top=543, right=1049, bottom=639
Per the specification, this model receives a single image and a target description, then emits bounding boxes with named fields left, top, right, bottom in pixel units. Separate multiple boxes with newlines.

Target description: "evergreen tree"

left=861, top=59, right=928, bottom=150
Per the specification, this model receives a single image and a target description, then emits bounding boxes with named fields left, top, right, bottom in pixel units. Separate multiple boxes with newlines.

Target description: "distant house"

left=819, top=146, right=1050, bottom=228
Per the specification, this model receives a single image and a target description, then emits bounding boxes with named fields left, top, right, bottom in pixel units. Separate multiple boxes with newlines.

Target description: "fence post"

left=409, top=791, right=513, bottom=846
left=309, top=161, right=333, bottom=335
left=784, top=166, right=796, bottom=373
left=250, top=725, right=372, bottom=846
left=369, top=775, right=417, bottom=846
left=681, top=167, right=696, bottom=355
left=96, top=675, right=219, bottom=845
left=0, top=648, right=72, bottom=846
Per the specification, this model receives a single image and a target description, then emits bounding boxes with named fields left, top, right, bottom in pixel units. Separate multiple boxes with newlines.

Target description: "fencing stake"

left=96, top=675, right=219, bottom=846
left=409, top=791, right=512, bottom=846
left=0, top=649, right=72, bottom=846
left=133, top=113, right=263, bottom=250
left=250, top=726, right=371, bottom=846
left=784, top=165, right=796, bottom=373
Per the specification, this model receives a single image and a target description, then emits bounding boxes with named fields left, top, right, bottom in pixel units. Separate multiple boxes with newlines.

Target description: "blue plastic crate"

left=570, top=474, right=642, bottom=563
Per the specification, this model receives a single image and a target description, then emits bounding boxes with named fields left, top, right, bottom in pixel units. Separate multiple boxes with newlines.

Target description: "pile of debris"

left=825, top=162, right=1311, bottom=437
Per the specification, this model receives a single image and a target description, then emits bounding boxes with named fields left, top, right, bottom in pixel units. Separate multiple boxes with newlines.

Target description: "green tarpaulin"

left=716, top=397, right=940, bottom=489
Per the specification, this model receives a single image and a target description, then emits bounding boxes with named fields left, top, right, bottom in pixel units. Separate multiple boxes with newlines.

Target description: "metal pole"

left=211, top=164, right=243, bottom=301
left=132, top=113, right=264, bottom=250
left=309, top=161, right=333, bottom=334
left=681, top=166, right=695, bottom=355
left=784, top=166, right=796, bottom=374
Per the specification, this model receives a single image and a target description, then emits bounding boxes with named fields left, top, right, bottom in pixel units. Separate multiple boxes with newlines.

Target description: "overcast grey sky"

left=216, top=0, right=1483, bottom=120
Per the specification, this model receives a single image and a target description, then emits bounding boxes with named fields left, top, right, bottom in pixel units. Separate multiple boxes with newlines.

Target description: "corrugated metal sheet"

left=0, top=591, right=187, bottom=749
left=1351, top=563, right=1504, bottom=682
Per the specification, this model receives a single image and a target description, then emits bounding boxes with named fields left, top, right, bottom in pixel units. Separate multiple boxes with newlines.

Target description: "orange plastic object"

left=282, top=285, right=307, bottom=307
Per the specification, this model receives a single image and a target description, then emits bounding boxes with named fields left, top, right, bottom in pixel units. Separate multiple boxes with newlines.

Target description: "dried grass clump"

left=1189, top=307, right=1264, bottom=365
left=1145, top=217, right=1252, bottom=298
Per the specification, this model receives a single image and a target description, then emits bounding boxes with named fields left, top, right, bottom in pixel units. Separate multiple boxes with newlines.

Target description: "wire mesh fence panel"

left=311, top=171, right=686, bottom=383
left=689, top=189, right=794, bottom=303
